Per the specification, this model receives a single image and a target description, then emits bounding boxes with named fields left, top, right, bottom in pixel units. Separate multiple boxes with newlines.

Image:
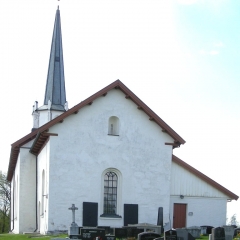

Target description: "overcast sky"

left=0, top=0, right=239, bottom=224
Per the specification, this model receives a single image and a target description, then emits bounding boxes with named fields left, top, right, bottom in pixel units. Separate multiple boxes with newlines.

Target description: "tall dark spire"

left=43, top=7, right=66, bottom=111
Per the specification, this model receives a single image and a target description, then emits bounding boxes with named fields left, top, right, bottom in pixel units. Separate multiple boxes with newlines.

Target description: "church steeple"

left=43, top=6, right=66, bottom=111
left=32, top=7, right=68, bottom=131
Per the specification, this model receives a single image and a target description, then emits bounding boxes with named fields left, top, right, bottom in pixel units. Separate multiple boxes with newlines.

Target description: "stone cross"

left=68, top=204, right=78, bottom=223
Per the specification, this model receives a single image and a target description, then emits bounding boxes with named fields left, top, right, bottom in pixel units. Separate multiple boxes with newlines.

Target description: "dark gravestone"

left=138, top=232, right=161, bottom=240
left=234, top=228, right=240, bottom=237
left=114, top=228, right=128, bottom=238
left=124, top=204, right=138, bottom=226
left=201, top=226, right=214, bottom=235
left=212, top=227, right=225, bottom=240
left=124, top=227, right=144, bottom=238
left=157, top=207, right=164, bottom=233
left=81, top=228, right=105, bottom=240
left=98, top=226, right=112, bottom=235
left=164, top=230, right=177, bottom=240
left=105, top=236, right=116, bottom=240
left=82, top=202, right=98, bottom=227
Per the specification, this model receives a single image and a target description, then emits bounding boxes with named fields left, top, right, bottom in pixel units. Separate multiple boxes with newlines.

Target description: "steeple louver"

left=43, top=6, right=66, bottom=111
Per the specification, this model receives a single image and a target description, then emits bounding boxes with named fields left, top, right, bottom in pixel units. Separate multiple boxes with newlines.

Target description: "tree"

left=0, top=172, right=10, bottom=233
left=229, top=214, right=239, bottom=227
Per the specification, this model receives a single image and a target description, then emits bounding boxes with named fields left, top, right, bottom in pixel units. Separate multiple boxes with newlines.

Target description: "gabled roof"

left=172, top=155, right=239, bottom=200
left=7, top=80, right=185, bottom=181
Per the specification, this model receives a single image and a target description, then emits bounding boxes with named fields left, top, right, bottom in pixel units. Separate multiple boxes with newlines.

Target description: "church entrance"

left=173, top=203, right=186, bottom=228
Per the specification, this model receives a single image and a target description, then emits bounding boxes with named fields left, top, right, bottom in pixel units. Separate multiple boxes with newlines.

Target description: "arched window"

left=108, top=116, right=119, bottom=136
left=104, top=172, right=117, bottom=214
left=100, top=168, right=122, bottom=218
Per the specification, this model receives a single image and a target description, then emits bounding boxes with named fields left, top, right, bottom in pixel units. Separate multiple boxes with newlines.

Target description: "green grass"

left=0, top=233, right=68, bottom=240
left=0, top=234, right=210, bottom=240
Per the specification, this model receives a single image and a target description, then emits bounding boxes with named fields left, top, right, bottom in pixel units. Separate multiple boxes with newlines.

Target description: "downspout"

left=34, top=156, right=38, bottom=232
left=10, top=175, right=15, bottom=232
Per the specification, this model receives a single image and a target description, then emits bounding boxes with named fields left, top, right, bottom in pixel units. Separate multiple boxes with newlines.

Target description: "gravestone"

left=201, top=226, right=214, bottom=235
left=234, top=228, right=240, bottom=237
left=125, top=227, right=144, bottom=238
left=157, top=207, right=163, bottom=233
left=138, top=232, right=161, bottom=240
left=201, top=227, right=207, bottom=235
left=114, top=228, right=128, bottom=238
left=105, top=235, right=116, bottom=240
left=222, top=226, right=234, bottom=240
left=212, top=227, right=225, bottom=240
left=98, top=226, right=112, bottom=235
left=183, top=227, right=201, bottom=238
left=176, top=229, right=195, bottom=240
left=68, top=204, right=80, bottom=239
left=80, top=228, right=105, bottom=240
left=164, top=230, right=177, bottom=240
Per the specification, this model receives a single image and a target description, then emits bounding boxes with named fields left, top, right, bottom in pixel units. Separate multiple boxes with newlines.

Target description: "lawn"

left=0, top=233, right=68, bottom=240
left=0, top=235, right=209, bottom=240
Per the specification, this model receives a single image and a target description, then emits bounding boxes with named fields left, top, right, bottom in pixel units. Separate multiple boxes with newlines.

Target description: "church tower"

left=32, top=7, right=67, bottom=131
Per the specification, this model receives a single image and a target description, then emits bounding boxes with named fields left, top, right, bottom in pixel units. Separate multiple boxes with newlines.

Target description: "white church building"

left=7, top=7, right=238, bottom=235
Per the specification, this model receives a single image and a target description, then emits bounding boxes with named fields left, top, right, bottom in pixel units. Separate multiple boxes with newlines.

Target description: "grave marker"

left=68, top=204, right=79, bottom=239
left=164, top=230, right=177, bottom=240
left=212, top=227, right=225, bottom=240
left=222, top=226, right=234, bottom=240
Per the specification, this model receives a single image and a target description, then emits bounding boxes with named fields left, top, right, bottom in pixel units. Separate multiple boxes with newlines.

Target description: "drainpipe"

left=10, top=175, right=14, bottom=232
left=34, top=156, right=38, bottom=232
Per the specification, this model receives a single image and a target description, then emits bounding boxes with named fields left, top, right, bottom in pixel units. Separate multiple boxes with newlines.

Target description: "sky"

left=0, top=0, right=239, bottom=224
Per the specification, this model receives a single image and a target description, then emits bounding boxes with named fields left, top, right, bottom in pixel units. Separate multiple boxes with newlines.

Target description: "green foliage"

left=0, top=172, right=10, bottom=233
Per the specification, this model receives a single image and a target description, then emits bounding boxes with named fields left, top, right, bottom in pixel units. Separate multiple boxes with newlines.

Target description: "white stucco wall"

left=37, top=140, right=50, bottom=234
left=170, top=161, right=229, bottom=227
left=170, top=196, right=227, bottom=227
left=45, top=89, right=174, bottom=232
left=11, top=155, right=20, bottom=234
left=18, top=148, right=36, bottom=233
left=10, top=141, right=37, bottom=234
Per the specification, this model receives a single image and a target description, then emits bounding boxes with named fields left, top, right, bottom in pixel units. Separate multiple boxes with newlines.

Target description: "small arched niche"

left=108, top=116, right=119, bottom=136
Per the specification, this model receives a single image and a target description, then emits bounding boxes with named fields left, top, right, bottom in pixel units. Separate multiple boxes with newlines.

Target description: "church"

left=7, top=7, right=238, bottom=235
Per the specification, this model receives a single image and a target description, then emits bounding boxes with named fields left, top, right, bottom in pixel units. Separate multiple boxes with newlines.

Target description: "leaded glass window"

left=104, top=172, right=117, bottom=215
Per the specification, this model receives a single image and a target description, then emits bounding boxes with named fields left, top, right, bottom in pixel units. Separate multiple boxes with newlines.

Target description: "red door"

left=173, top=203, right=186, bottom=228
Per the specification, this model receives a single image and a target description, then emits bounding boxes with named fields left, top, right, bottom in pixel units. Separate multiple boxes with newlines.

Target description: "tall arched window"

left=101, top=168, right=122, bottom=218
left=108, top=116, right=119, bottom=135
left=104, top=172, right=117, bottom=214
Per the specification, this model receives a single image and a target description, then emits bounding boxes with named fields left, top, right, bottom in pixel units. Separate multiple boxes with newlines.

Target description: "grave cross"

left=68, top=204, right=78, bottom=223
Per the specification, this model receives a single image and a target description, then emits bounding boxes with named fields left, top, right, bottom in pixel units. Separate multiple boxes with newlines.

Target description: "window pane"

left=103, top=171, right=117, bottom=214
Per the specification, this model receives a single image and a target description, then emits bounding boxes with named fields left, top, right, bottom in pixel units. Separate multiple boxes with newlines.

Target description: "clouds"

left=199, top=41, right=224, bottom=56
